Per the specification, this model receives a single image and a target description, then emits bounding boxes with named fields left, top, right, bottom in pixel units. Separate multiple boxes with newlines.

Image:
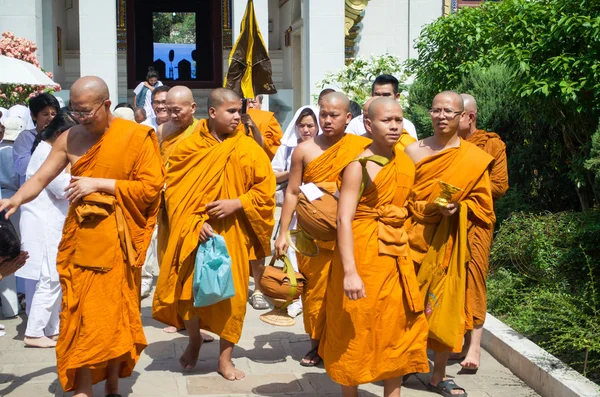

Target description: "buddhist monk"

left=403, top=91, right=495, bottom=397
left=320, top=98, right=429, bottom=397
left=274, top=92, right=371, bottom=366
left=152, top=88, right=275, bottom=381
left=237, top=97, right=283, bottom=310
left=317, top=88, right=336, bottom=107
left=0, top=76, right=165, bottom=397
left=453, top=93, right=509, bottom=370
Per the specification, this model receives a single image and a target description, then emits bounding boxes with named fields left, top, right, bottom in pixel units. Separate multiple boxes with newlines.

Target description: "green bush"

left=488, top=211, right=600, bottom=383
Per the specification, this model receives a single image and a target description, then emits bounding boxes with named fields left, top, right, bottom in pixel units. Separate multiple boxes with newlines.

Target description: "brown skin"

left=404, top=90, right=468, bottom=395
left=360, top=97, right=377, bottom=137
left=247, top=95, right=263, bottom=110
left=0, top=252, right=29, bottom=281
left=457, top=93, right=478, bottom=140
left=152, top=90, right=169, bottom=126
left=371, top=83, right=401, bottom=101
left=337, top=97, right=405, bottom=397
left=178, top=88, right=246, bottom=381
left=0, top=75, right=123, bottom=397
left=274, top=114, right=319, bottom=184
left=156, top=86, right=196, bottom=143
left=274, top=92, right=352, bottom=365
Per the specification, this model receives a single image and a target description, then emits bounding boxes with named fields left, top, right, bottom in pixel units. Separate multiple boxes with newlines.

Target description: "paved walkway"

left=0, top=282, right=539, bottom=397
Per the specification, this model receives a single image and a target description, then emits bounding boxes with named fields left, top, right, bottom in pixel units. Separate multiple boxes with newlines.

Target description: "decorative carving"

left=344, top=0, right=369, bottom=65
left=117, top=0, right=127, bottom=51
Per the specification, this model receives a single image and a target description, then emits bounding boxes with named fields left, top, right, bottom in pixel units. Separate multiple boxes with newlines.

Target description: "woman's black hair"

left=295, top=108, right=318, bottom=127
left=31, top=108, right=78, bottom=154
left=0, top=214, right=20, bottom=259
left=146, top=67, right=160, bottom=81
left=28, top=92, right=60, bottom=119
left=115, top=102, right=134, bottom=111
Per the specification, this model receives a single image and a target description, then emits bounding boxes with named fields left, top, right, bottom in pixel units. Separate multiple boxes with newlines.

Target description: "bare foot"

left=461, top=346, right=481, bottom=370
left=24, top=336, right=57, bottom=348
left=218, top=359, right=245, bottom=381
left=201, top=331, right=214, bottom=343
left=163, top=326, right=182, bottom=333
left=179, top=339, right=202, bottom=370
left=50, top=334, right=59, bottom=342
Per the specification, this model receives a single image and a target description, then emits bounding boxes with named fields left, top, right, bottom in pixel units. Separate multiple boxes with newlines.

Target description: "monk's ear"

left=190, top=102, right=197, bottom=113
left=365, top=117, right=373, bottom=135
left=345, top=112, right=352, bottom=125
left=208, top=106, right=216, bottom=119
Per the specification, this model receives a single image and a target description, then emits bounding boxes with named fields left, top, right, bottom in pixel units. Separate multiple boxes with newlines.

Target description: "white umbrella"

left=0, top=55, right=58, bottom=86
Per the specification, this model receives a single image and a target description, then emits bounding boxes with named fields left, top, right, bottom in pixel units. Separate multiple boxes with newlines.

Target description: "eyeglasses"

left=429, top=108, right=463, bottom=118
left=68, top=99, right=108, bottom=119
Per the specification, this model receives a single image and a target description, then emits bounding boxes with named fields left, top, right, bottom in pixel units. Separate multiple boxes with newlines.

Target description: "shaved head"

left=208, top=88, right=241, bottom=113
left=167, top=86, right=194, bottom=105
left=320, top=92, right=350, bottom=113
left=71, top=76, right=109, bottom=102
left=368, top=97, right=402, bottom=119
left=363, top=97, right=377, bottom=116
left=166, top=85, right=196, bottom=129
left=460, top=93, right=477, bottom=114
left=433, top=90, right=464, bottom=112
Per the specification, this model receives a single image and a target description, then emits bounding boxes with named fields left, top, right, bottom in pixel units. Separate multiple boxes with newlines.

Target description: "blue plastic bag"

left=192, top=234, right=235, bottom=307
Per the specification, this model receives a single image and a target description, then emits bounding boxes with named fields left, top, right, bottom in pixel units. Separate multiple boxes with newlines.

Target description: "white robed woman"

left=16, top=110, right=77, bottom=348
left=271, top=106, right=321, bottom=317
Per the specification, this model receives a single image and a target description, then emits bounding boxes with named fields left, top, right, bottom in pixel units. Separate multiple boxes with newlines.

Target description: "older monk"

left=404, top=91, right=495, bottom=397
left=453, top=93, right=509, bottom=370
left=0, top=76, right=164, bottom=397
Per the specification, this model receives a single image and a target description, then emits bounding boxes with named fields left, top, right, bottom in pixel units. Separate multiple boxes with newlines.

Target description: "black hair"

left=115, top=102, right=134, bottom=111
left=372, top=74, right=399, bottom=95
left=151, top=85, right=170, bottom=101
left=31, top=108, right=78, bottom=154
left=0, top=214, right=20, bottom=259
left=349, top=101, right=362, bottom=119
left=28, top=93, right=60, bottom=118
left=295, top=108, right=318, bottom=127
left=146, top=67, right=160, bottom=81
left=318, top=88, right=336, bottom=103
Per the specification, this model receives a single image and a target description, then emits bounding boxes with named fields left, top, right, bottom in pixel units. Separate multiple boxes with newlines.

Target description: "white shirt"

left=346, top=115, right=419, bottom=140
left=142, top=117, right=159, bottom=131
left=134, top=81, right=163, bottom=118
left=12, top=128, right=37, bottom=185
left=16, top=141, right=70, bottom=282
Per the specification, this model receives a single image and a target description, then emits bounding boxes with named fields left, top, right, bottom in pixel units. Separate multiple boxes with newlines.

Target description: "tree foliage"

left=406, top=0, right=600, bottom=209
left=153, top=13, right=196, bottom=44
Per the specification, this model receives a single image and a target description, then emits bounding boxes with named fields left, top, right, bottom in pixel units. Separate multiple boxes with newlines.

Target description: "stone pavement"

left=0, top=282, right=539, bottom=397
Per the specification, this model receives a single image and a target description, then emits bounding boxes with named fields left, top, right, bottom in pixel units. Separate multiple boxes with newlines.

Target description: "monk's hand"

left=344, top=271, right=366, bottom=301
left=0, top=197, right=21, bottom=218
left=0, top=251, right=29, bottom=280
left=241, top=114, right=256, bottom=129
left=274, top=234, right=289, bottom=258
left=199, top=223, right=214, bottom=243
left=65, top=176, right=99, bottom=203
left=206, top=199, right=242, bottom=219
left=439, top=202, right=458, bottom=217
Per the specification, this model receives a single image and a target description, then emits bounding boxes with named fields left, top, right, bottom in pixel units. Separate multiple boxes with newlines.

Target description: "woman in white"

left=133, top=67, right=163, bottom=119
left=16, top=110, right=76, bottom=348
left=271, top=106, right=321, bottom=318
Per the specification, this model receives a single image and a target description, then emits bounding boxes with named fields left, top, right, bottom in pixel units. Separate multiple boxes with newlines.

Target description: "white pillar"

left=306, top=0, right=345, bottom=104
left=78, top=0, right=118, bottom=108
left=232, top=0, right=270, bottom=110
left=0, top=0, right=44, bottom=64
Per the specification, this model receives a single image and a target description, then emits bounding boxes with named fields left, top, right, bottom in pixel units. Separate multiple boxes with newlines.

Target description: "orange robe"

left=405, top=139, right=495, bottom=352
left=465, top=130, right=509, bottom=326
left=152, top=119, right=275, bottom=343
left=297, top=134, right=372, bottom=340
left=56, top=118, right=165, bottom=391
left=396, top=129, right=417, bottom=150
left=320, top=147, right=429, bottom=386
left=237, top=108, right=283, bottom=160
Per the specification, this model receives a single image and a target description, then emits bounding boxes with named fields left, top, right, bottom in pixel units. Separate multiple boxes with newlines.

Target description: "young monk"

left=454, top=93, right=509, bottom=370
left=320, top=98, right=429, bottom=397
left=274, top=92, right=371, bottom=366
left=152, top=88, right=275, bottom=381
left=404, top=91, right=495, bottom=397
left=0, top=76, right=165, bottom=397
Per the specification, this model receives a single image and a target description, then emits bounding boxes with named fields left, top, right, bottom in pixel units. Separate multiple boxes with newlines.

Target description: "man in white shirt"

left=346, top=74, right=418, bottom=139
left=142, top=85, right=171, bottom=137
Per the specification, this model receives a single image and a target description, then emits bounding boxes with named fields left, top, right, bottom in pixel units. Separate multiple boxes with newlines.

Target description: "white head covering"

left=281, top=105, right=322, bottom=147
left=113, top=107, right=135, bottom=121
left=7, top=104, right=35, bottom=130
left=2, top=116, right=25, bottom=142
left=54, top=95, right=65, bottom=108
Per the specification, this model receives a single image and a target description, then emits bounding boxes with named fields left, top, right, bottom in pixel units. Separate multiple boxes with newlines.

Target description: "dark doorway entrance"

left=127, top=0, right=222, bottom=89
